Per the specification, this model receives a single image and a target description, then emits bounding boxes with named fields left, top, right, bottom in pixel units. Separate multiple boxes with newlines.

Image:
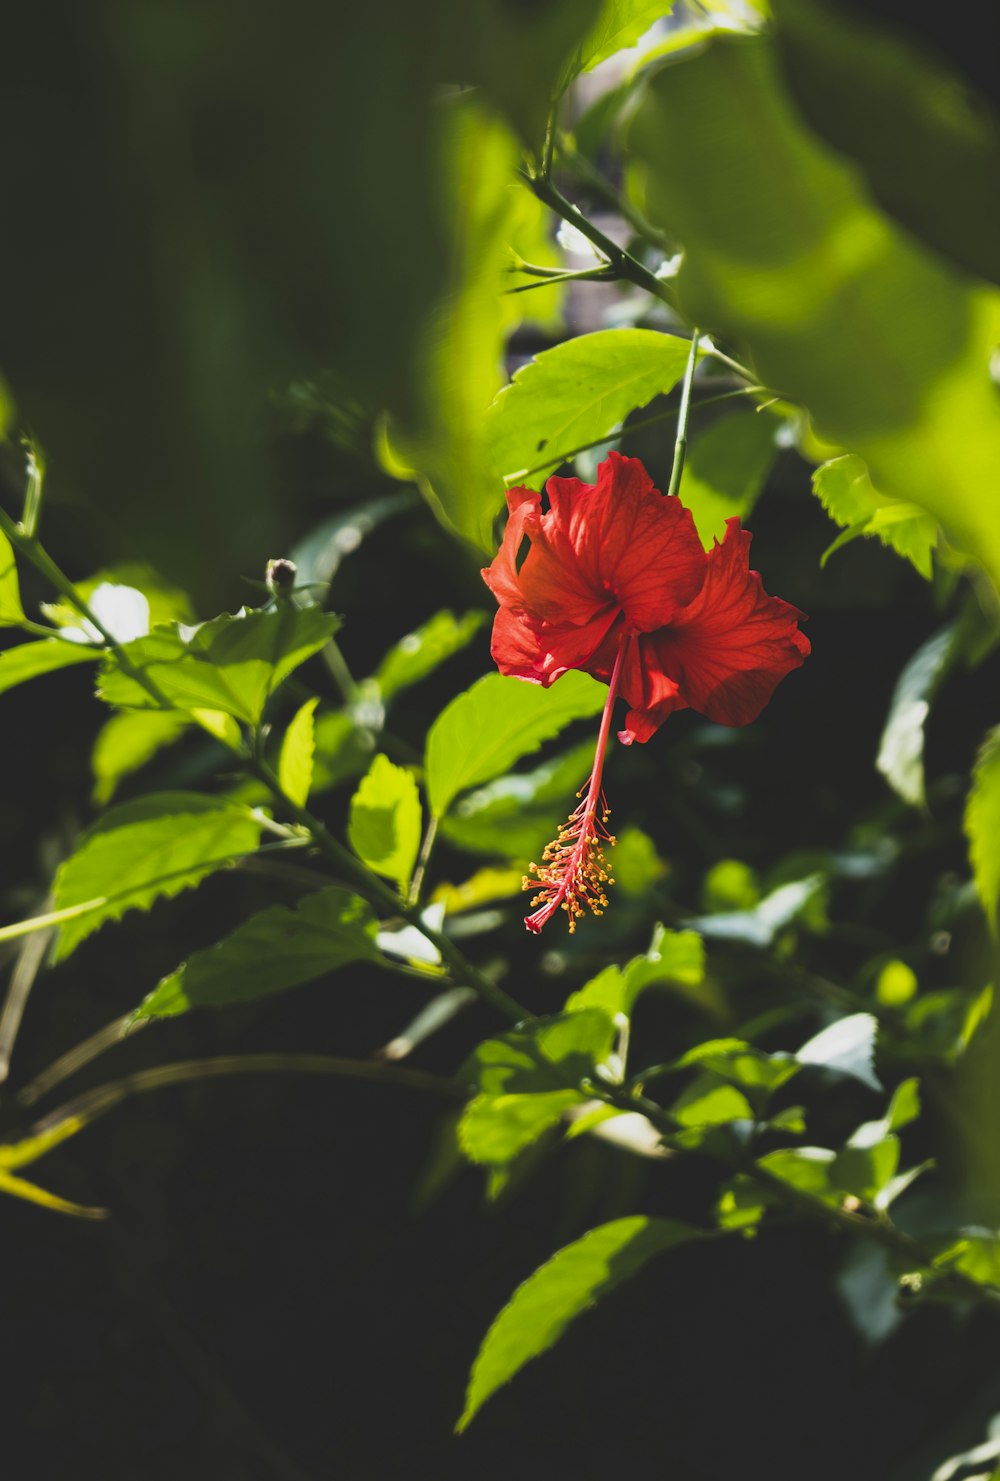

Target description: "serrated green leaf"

left=679, top=409, right=778, bottom=545
left=426, top=671, right=605, bottom=819
left=796, top=1012, right=882, bottom=1091
left=565, top=925, right=705, bottom=1019
left=757, top=1146, right=840, bottom=1204
left=91, top=710, right=190, bottom=805
left=458, top=1215, right=702, bottom=1430
left=375, top=610, right=486, bottom=701
left=0, top=531, right=25, bottom=626
left=470, top=1010, right=616, bottom=1096
left=966, top=727, right=1000, bottom=937
left=0, top=638, right=100, bottom=696
left=133, top=886, right=379, bottom=1021
left=440, top=738, right=595, bottom=858
left=348, top=754, right=422, bottom=894
left=51, top=793, right=261, bottom=962
left=459, top=1090, right=582, bottom=1167
left=876, top=625, right=958, bottom=808
left=558, top=1, right=675, bottom=91
left=487, top=328, right=693, bottom=489
left=671, top=1074, right=753, bottom=1129
left=629, top=33, right=1000, bottom=594
left=278, top=697, right=318, bottom=808
left=98, top=606, right=338, bottom=724
left=813, top=455, right=937, bottom=578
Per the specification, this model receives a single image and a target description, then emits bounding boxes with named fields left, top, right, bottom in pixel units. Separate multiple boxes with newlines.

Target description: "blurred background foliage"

left=2, top=0, right=1000, bottom=1477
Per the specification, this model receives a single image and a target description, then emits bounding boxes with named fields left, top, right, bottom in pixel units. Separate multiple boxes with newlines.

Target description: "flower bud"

left=265, top=558, right=298, bottom=598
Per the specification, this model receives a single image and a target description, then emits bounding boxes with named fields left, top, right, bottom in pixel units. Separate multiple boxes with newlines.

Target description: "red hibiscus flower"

left=482, top=451, right=809, bottom=933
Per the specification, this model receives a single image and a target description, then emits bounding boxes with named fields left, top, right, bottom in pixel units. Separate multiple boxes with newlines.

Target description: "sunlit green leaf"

left=876, top=959, right=918, bottom=1008
left=278, top=697, right=318, bottom=808
left=91, top=710, right=190, bottom=805
left=679, top=409, right=778, bottom=545
left=375, top=611, right=486, bottom=701
left=98, top=606, right=338, bottom=724
left=348, top=754, right=422, bottom=893
left=702, top=859, right=760, bottom=913
left=458, top=1215, right=702, bottom=1430
left=813, top=455, right=938, bottom=579
left=0, top=531, right=25, bottom=627
left=486, top=328, right=694, bottom=489
left=876, top=625, right=958, bottom=808
left=0, top=638, right=100, bottom=696
left=565, top=925, right=705, bottom=1019
left=629, top=32, right=1000, bottom=595
left=966, top=727, right=1000, bottom=937
left=470, top=1010, right=616, bottom=1095
left=133, top=887, right=379, bottom=1020
left=426, top=671, right=605, bottom=819
left=558, top=0, right=674, bottom=92
left=757, top=1146, right=840, bottom=1204
left=797, top=1013, right=882, bottom=1091
left=459, top=1090, right=583, bottom=1166
left=382, top=97, right=519, bottom=550
left=51, top=793, right=262, bottom=962
left=611, top=827, right=667, bottom=896
left=671, top=1074, right=753, bottom=1129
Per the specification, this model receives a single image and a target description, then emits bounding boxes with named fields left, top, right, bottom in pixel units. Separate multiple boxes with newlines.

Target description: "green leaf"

left=348, top=754, right=422, bottom=894
left=278, top=698, right=318, bottom=808
left=966, top=727, right=1000, bottom=937
left=458, top=1215, right=702, bottom=1431
left=91, top=710, right=190, bottom=806
left=426, top=671, right=605, bottom=819
left=51, top=794, right=262, bottom=962
left=757, top=1146, right=840, bottom=1204
left=831, top=1138, right=900, bottom=1204
left=628, top=32, right=1000, bottom=595
left=676, top=1040, right=800, bottom=1104
left=0, top=531, right=25, bottom=626
left=876, top=625, right=957, bottom=808
left=875, top=959, right=918, bottom=1009
left=565, top=925, right=705, bottom=1020
left=702, top=859, right=760, bottom=913
left=678, top=409, right=778, bottom=545
left=610, top=826, right=667, bottom=896
left=796, top=1013, right=882, bottom=1091
left=486, top=328, right=694, bottom=489
left=813, top=455, right=937, bottom=579
left=459, top=1090, right=583, bottom=1167
left=687, top=874, right=824, bottom=947
left=133, top=887, right=379, bottom=1021
left=310, top=711, right=376, bottom=795
left=0, top=638, right=100, bottom=696
left=382, top=97, right=519, bottom=550
left=470, top=1010, right=616, bottom=1095
left=440, top=738, right=594, bottom=858
left=557, top=0, right=675, bottom=91
left=671, top=1074, right=753, bottom=1130
left=98, top=607, right=338, bottom=724
left=374, top=611, right=486, bottom=701
left=770, top=0, right=1000, bottom=286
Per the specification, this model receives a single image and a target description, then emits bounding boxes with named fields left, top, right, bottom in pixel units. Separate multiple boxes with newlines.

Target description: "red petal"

left=546, top=452, right=706, bottom=631
left=481, top=486, right=542, bottom=608
left=490, top=603, right=620, bottom=687
left=645, top=519, right=810, bottom=726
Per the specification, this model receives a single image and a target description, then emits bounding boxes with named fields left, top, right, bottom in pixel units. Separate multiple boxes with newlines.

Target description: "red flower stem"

left=584, top=631, right=629, bottom=822
left=524, top=632, right=629, bottom=932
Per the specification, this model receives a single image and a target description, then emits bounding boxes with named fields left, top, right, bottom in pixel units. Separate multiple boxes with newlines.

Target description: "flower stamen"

left=523, top=634, right=628, bottom=934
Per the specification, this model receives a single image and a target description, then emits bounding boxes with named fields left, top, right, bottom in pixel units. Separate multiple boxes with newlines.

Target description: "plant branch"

left=666, top=328, right=702, bottom=499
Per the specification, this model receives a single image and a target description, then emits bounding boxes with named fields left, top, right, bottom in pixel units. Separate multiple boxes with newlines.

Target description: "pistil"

left=523, top=633, right=629, bottom=933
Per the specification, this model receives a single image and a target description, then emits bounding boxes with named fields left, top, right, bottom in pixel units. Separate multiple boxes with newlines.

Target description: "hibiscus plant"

left=1, top=0, right=999, bottom=1474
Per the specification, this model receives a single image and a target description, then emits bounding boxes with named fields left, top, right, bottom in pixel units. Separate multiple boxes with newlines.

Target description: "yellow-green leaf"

left=278, top=697, right=318, bottom=807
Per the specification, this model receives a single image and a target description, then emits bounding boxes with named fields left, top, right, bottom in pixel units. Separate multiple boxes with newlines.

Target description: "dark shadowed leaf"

left=133, top=887, right=379, bottom=1020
